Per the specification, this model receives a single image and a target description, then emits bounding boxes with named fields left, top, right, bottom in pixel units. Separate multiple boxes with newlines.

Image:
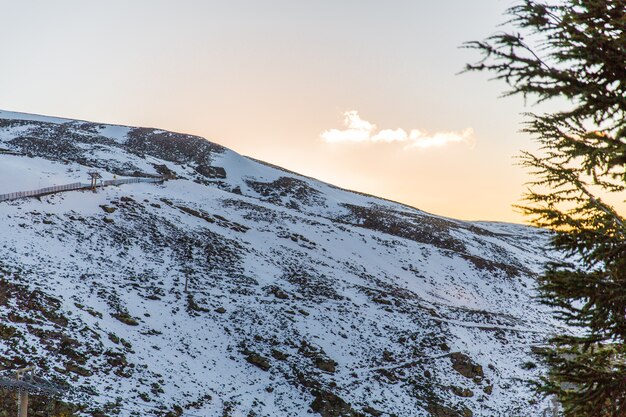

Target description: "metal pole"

left=2, top=366, right=63, bottom=417
left=17, top=389, right=28, bottom=417
left=14, top=367, right=34, bottom=417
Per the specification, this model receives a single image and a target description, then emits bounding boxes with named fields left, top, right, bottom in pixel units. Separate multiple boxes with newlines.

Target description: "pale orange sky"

left=1, top=0, right=549, bottom=223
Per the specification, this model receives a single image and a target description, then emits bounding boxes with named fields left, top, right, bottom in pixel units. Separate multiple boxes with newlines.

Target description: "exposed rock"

left=451, top=386, right=474, bottom=397
left=448, top=352, right=484, bottom=379
left=310, top=390, right=363, bottom=417
left=0, top=324, right=16, bottom=339
left=382, top=350, right=395, bottom=362
left=65, top=363, right=93, bottom=377
left=246, top=353, right=270, bottom=371
left=362, top=406, right=383, bottom=416
left=427, top=403, right=463, bottom=417
left=153, top=163, right=177, bottom=179
left=315, top=357, right=337, bottom=373
left=196, top=165, right=226, bottom=179
left=268, top=286, right=289, bottom=300
left=461, top=407, right=473, bottom=417
left=111, top=312, right=140, bottom=326
left=271, top=349, right=289, bottom=361
left=100, top=205, right=117, bottom=214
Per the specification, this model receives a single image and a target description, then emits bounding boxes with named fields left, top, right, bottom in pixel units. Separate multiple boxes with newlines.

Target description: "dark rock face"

left=451, top=386, right=474, bottom=397
left=0, top=119, right=227, bottom=180
left=246, top=353, right=271, bottom=371
left=0, top=119, right=115, bottom=168
left=428, top=403, right=463, bottom=417
left=310, top=391, right=364, bottom=417
left=10, top=134, right=83, bottom=161
left=315, top=357, right=338, bottom=373
left=448, top=352, right=484, bottom=379
left=195, top=164, right=226, bottom=179
left=246, top=176, right=326, bottom=207
left=338, top=204, right=467, bottom=252
left=153, top=163, right=177, bottom=179
left=125, top=128, right=225, bottom=165
left=337, top=204, right=531, bottom=279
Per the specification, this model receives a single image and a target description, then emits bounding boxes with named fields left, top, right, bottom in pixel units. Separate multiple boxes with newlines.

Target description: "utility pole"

left=0, top=366, right=64, bottom=417
left=18, top=389, right=27, bottom=417
left=15, top=367, right=33, bottom=417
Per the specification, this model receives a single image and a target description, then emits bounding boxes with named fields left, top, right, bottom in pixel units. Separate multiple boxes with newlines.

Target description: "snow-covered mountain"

left=0, top=110, right=561, bottom=417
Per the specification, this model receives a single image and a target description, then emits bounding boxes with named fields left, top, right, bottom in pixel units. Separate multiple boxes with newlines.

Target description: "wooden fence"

left=102, top=177, right=161, bottom=186
left=0, top=177, right=162, bottom=203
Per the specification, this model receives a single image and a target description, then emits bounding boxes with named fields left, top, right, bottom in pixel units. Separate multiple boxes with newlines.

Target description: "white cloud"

left=321, top=110, right=475, bottom=150
left=320, top=110, right=376, bottom=143
left=407, top=127, right=475, bottom=149
left=372, top=128, right=408, bottom=143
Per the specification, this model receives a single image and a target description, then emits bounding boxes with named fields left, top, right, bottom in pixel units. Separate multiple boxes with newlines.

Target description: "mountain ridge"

left=0, top=110, right=561, bottom=417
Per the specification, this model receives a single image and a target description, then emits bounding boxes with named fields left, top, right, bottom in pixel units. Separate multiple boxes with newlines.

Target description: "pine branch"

left=465, top=1, right=626, bottom=414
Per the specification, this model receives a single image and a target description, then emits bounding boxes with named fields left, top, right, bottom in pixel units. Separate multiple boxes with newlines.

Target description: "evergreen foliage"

left=465, top=1, right=626, bottom=415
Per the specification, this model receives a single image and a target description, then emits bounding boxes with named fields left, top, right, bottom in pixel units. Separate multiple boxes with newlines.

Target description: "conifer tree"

left=465, top=1, right=626, bottom=415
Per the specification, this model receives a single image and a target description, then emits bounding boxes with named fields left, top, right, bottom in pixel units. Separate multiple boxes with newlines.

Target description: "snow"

left=0, top=155, right=86, bottom=193
left=0, top=110, right=77, bottom=125
left=0, top=112, right=565, bottom=417
left=96, top=125, right=132, bottom=143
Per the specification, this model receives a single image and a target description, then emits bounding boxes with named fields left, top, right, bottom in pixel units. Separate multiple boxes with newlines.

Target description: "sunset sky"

left=1, top=0, right=546, bottom=223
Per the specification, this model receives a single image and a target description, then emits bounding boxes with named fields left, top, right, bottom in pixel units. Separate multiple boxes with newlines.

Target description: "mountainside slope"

left=0, top=110, right=561, bottom=417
